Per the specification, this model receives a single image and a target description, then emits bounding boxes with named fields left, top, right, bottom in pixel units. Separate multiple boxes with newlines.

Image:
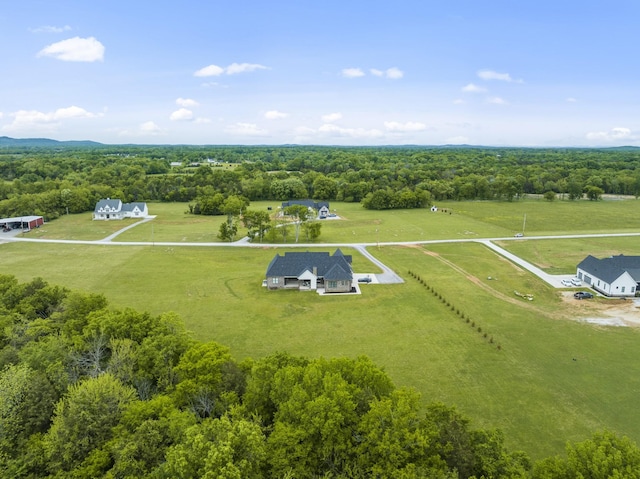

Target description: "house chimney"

left=313, top=267, right=317, bottom=275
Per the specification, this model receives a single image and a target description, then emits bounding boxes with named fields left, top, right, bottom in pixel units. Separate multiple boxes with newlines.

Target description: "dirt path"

left=415, top=246, right=548, bottom=314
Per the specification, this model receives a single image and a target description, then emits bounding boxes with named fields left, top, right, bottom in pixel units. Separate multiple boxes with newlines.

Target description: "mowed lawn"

left=495, top=236, right=640, bottom=274
left=17, top=196, right=638, bottom=244
left=3, top=233, right=640, bottom=459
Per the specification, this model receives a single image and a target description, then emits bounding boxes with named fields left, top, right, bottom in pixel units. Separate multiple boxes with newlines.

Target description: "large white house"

left=576, top=254, right=640, bottom=297
left=93, top=199, right=149, bottom=220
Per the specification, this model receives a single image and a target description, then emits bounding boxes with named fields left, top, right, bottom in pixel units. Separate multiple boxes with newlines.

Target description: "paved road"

left=3, top=219, right=640, bottom=287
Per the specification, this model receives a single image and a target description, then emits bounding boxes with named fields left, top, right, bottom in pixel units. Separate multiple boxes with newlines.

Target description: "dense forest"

left=1, top=275, right=640, bottom=478
left=1, top=145, right=640, bottom=223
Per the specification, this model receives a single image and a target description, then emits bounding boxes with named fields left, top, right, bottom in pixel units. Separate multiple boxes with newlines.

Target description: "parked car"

left=514, top=233, right=524, bottom=238
left=561, top=279, right=573, bottom=286
left=358, top=276, right=372, bottom=283
left=574, top=291, right=593, bottom=299
left=570, top=277, right=582, bottom=286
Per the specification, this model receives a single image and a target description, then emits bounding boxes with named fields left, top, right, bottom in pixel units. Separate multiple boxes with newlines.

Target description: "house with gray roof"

left=93, top=199, right=149, bottom=220
left=281, top=200, right=330, bottom=218
left=265, top=249, right=353, bottom=292
left=576, top=254, right=640, bottom=297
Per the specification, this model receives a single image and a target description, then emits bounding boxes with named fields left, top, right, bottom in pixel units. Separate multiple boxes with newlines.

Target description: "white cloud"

left=30, top=25, right=72, bottom=34
left=317, top=123, right=383, bottom=139
left=385, top=67, right=404, bottom=79
left=384, top=121, right=426, bottom=132
left=37, top=36, right=104, bottom=62
left=170, top=108, right=194, bottom=121
left=139, top=121, right=162, bottom=135
left=586, top=127, right=636, bottom=142
left=370, top=67, right=404, bottom=79
left=487, top=97, right=507, bottom=105
left=477, top=70, right=522, bottom=82
left=321, top=112, right=342, bottom=122
left=566, top=97, right=577, bottom=103
left=195, top=117, right=212, bottom=124
left=342, top=68, right=365, bottom=78
left=224, top=122, right=268, bottom=136
left=264, top=110, right=288, bottom=120
left=114, top=122, right=165, bottom=138
left=176, top=98, right=199, bottom=107
left=462, top=83, right=486, bottom=93
left=194, top=63, right=268, bottom=77
left=194, top=65, right=225, bottom=77
left=2, top=106, right=99, bottom=132
left=54, top=106, right=98, bottom=119
left=226, top=62, right=268, bottom=75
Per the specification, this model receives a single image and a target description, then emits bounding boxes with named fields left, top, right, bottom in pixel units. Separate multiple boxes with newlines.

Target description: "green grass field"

left=3, top=197, right=640, bottom=459
left=19, top=196, right=638, bottom=244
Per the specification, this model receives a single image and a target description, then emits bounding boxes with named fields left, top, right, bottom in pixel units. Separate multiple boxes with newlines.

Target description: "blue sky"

left=1, top=0, right=639, bottom=146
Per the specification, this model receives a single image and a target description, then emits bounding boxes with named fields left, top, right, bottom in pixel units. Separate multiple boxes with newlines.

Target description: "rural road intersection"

left=2, top=218, right=640, bottom=288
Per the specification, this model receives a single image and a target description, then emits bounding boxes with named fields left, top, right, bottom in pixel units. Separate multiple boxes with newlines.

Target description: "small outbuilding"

left=0, top=216, right=44, bottom=231
left=576, top=254, right=640, bottom=297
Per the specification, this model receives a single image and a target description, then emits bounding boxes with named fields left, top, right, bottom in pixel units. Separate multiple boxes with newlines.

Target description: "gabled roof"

left=121, top=202, right=147, bottom=212
left=578, top=255, right=640, bottom=283
left=266, top=250, right=352, bottom=279
left=95, top=199, right=122, bottom=212
left=324, top=263, right=352, bottom=281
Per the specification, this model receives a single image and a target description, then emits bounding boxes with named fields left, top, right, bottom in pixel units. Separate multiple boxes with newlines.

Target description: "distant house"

left=281, top=200, right=330, bottom=217
left=93, top=199, right=149, bottom=220
left=576, top=254, right=640, bottom=297
left=265, top=249, right=353, bottom=292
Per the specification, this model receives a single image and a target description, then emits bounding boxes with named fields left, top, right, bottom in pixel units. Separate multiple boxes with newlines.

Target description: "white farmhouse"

left=576, top=254, right=640, bottom=297
left=93, top=199, right=149, bottom=220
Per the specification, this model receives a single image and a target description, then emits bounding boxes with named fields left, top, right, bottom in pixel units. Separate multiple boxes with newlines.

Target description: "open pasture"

left=496, top=235, right=640, bottom=274
left=17, top=211, right=138, bottom=241
left=14, top=196, right=639, bottom=245
left=3, top=231, right=640, bottom=459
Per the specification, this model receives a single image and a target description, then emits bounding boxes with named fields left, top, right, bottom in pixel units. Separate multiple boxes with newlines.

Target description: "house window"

left=328, top=281, right=337, bottom=288
left=622, top=286, right=626, bottom=293
left=271, top=278, right=279, bottom=285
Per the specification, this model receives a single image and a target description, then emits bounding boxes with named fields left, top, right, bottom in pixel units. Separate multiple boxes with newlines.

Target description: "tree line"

left=1, top=275, right=639, bottom=478
left=1, top=145, right=640, bottom=221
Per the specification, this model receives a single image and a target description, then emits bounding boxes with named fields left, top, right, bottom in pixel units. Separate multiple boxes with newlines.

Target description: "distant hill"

left=0, top=136, right=103, bottom=147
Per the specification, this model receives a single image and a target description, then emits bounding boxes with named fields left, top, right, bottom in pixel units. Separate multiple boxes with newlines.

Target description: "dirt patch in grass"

left=560, top=293, right=640, bottom=327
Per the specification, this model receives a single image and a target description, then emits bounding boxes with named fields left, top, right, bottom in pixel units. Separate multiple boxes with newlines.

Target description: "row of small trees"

left=408, top=270, right=501, bottom=350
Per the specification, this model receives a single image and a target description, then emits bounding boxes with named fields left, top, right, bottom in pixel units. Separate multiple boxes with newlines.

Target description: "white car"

left=570, top=277, right=582, bottom=286
left=561, top=279, right=573, bottom=286
left=514, top=233, right=524, bottom=238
